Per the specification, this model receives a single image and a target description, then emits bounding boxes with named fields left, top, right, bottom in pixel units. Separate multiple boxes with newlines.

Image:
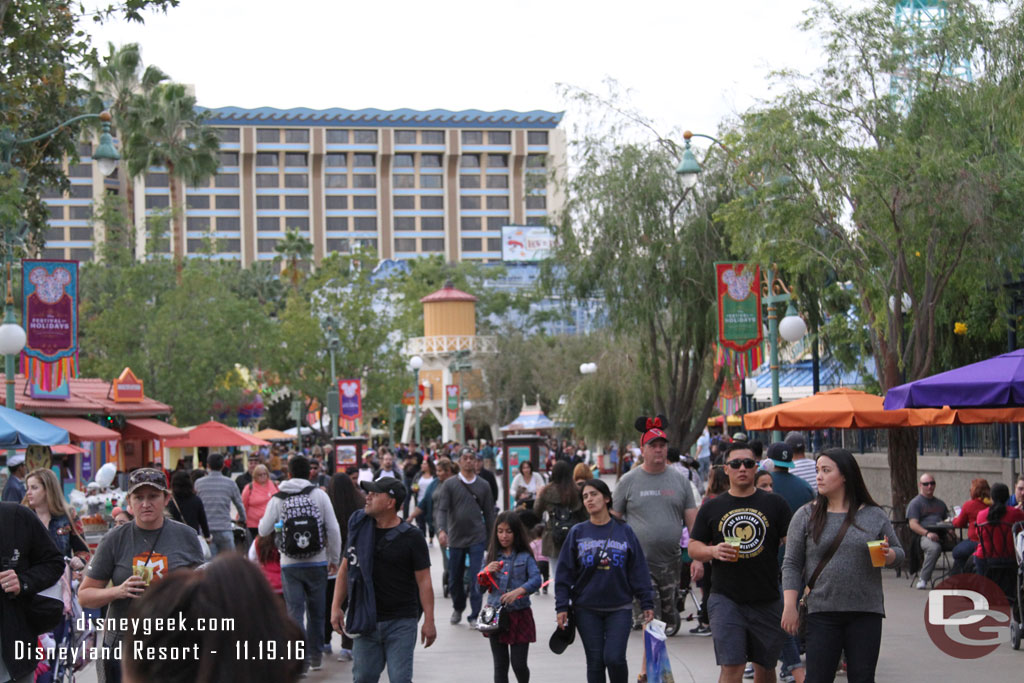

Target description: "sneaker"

left=689, top=624, right=712, bottom=636
left=915, top=579, right=927, bottom=589
left=779, top=669, right=795, bottom=683
left=450, top=609, right=463, bottom=624
left=309, top=658, right=322, bottom=672
left=744, top=664, right=755, bottom=679
left=336, top=648, right=353, bottom=662
left=467, top=614, right=479, bottom=626
left=320, top=643, right=332, bottom=654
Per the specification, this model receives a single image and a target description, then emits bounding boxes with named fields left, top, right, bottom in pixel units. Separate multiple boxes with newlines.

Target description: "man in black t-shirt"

left=689, top=442, right=792, bottom=683
left=331, top=478, right=435, bottom=683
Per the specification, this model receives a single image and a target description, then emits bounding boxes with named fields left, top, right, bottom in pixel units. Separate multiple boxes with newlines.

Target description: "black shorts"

left=708, top=593, right=785, bottom=668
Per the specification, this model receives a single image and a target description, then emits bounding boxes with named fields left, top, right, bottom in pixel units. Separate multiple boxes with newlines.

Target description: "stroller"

left=1012, top=521, right=1024, bottom=650
left=670, top=546, right=704, bottom=637
left=41, top=559, right=96, bottom=682
left=978, top=519, right=1024, bottom=651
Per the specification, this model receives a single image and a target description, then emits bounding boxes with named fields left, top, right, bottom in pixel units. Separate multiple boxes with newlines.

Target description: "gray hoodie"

left=258, top=478, right=342, bottom=567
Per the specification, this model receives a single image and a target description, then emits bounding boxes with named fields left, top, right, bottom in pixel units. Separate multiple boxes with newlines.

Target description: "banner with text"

left=21, top=259, right=79, bottom=398
left=339, top=379, right=363, bottom=422
left=715, top=262, right=762, bottom=354
left=445, top=384, right=460, bottom=423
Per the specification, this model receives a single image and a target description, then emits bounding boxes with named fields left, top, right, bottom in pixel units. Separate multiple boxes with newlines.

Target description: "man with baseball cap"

left=612, top=416, right=698, bottom=631
left=2, top=453, right=27, bottom=503
left=332, top=478, right=435, bottom=683
left=784, top=432, right=817, bottom=492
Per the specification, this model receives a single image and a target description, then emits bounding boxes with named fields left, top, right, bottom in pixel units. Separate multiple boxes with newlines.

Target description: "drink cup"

left=867, top=540, right=887, bottom=568
left=723, top=536, right=741, bottom=561
left=132, top=565, right=153, bottom=586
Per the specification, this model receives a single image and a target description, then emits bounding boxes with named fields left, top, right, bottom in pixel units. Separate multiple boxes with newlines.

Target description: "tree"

left=717, top=0, right=1024, bottom=512
left=274, top=229, right=313, bottom=288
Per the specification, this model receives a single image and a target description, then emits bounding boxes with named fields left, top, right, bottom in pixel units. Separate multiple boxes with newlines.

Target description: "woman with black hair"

left=534, top=460, right=586, bottom=579
left=974, top=482, right=1024, bottom=576
left=555, top=480, right=653, bottom=683
left=327, top=472, right=366, bottom=662
left=781, top=448, right=904, bottom=683
left=168, top=469, right=211, bottom=541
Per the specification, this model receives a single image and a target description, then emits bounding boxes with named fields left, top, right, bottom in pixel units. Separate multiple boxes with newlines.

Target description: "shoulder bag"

left=798, top=516, right=851, bottom=639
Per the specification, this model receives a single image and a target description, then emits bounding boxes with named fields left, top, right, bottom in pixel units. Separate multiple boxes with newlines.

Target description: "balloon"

left=96, top=462, right=117, bottom=488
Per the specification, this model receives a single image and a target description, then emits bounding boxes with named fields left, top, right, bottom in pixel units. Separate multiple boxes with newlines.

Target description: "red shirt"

left=953, top=498, right=989, bottom=542
left=974, top=507, right=1024, bottom=558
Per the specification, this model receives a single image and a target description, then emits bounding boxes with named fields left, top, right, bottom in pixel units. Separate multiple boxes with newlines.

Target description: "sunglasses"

left=921, top=481, right=936, bottom=487
left=727, top=459, right=758, bottom=470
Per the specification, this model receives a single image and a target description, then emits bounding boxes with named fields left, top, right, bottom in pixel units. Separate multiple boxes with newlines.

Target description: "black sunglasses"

left=727, top=459, right=758, bottom=470
left=921, top=481, right=936, bottom=486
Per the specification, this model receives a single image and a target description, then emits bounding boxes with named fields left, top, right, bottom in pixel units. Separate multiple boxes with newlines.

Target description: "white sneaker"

left=336, top=649, right=353, bottom=662
left=915, top=579, right=927, bottom=589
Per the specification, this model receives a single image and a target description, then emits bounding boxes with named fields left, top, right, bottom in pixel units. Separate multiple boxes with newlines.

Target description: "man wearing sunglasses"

left=907, top=474, right=950, bottom=589
left=689, top=442, right=793, bottom=683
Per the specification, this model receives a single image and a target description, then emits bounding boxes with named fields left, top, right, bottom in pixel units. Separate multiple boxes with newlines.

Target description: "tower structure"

left=891, top=0, right=973, bottom=100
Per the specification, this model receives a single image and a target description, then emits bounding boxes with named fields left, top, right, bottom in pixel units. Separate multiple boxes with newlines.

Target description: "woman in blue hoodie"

left=556, top=479, right=654, bottom=683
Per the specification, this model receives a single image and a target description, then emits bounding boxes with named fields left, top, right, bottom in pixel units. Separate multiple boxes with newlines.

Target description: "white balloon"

left=96, top=462, right=117, bottom=488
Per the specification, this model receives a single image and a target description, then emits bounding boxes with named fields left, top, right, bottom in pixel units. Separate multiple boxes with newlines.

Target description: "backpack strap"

left=273, top=485, right=317, bottom=500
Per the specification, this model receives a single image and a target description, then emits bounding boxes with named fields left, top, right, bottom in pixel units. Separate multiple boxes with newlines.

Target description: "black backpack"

left=274, top=485, right=325, bottom=559
left=550, top=504, right=575, bottom=547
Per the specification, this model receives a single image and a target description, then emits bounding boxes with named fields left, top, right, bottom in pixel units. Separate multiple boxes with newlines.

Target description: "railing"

left=749, top=423, right=1019, bottom=457
left=405, top=335, right=497, bottom=355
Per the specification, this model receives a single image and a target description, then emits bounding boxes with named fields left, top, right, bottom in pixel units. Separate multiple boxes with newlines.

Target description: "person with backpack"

left=331, top=478, right=436, bottom=683
left=533, top=460, right=586, bottom=585
left=259, top=455, right=342, bottom=675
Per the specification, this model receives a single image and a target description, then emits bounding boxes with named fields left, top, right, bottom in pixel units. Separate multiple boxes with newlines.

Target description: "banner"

left=445, top=384, right=459, bottom=423
left=501, top=226, right=556, bottom=262
left=21, top=259, right=79, bottom=398
left=715, top=262, right=762, bottom=354
left=338, top=379, right=362, bottom=421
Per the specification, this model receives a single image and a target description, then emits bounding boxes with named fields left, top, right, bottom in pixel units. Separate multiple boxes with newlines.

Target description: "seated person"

left=951, top=478, right=990, bottom=574
left=975, top=483, right=1024, bottom=577
left=906, top=473, right=950, bottom=589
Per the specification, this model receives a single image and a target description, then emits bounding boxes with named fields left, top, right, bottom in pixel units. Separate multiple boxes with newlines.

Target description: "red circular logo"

left=923, top=573, right=1011, bottom=659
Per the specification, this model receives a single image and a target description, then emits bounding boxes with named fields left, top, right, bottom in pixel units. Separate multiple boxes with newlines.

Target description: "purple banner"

left=22, top=260, right=78, bottom=361
left=339, top=379, right=362, bottom=421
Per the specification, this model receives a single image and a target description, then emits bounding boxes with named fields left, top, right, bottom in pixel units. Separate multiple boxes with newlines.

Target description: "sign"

left=21, top=259, right=79, bottom=398
left=501, top=226, right=555, bottom=262
left=112, top=367, right=145, bottom=402
left=339, top=379, right=363, bottom=421
left=507, top=446, right=530, bottom=472
left=445, top=384, right=459, bottom=422
left=401, top=385, right=426, bottom=406
left=715, top=262, right=762, bottom=353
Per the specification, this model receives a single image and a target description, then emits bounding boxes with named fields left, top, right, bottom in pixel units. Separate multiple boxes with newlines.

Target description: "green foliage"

left=274, top=229, right=314, bottom=288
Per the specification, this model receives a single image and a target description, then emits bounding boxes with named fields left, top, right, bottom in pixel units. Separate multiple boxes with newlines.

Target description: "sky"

left=81, top=0, right=826, bottom=142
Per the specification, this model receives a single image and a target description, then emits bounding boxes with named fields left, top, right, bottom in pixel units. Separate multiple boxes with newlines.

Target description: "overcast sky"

left=82, top=0, right=825, bottom=141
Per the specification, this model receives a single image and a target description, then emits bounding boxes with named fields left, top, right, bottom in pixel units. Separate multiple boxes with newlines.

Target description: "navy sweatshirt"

left=554, top=518, right=654, bottom=613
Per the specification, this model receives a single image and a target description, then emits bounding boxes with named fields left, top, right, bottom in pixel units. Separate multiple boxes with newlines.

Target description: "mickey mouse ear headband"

left=635, top=415, right=669, bottom=446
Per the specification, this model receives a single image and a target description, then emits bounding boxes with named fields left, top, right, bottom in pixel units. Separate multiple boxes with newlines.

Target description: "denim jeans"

left=448, top=541, right=486, bottom=619
left=805, top=611, right=882, bottom=683
left=209, top=529, right=235, bottom=556
left=281, top=564, right=328, bottom=664
left=352, top=617, right=419, bottom=683
left=574, top=607, right=632, bottom=683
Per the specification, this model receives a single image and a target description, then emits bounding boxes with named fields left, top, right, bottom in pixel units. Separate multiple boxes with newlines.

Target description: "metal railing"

left=405, top=335, right=497, bottom=355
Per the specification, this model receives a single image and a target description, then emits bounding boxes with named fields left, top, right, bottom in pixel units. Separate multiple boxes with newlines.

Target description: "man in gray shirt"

left=906, top=473, right=949, bottom=588
left=195, top=453, right=246, bottom=556
left=612, top=420, right=698, bottom=629
left=435, top=447, right=495, bottom=625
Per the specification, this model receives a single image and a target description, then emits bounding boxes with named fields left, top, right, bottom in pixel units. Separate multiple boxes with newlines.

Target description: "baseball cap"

left=548, top=610, right=576, bottom=654
left=641, top=428, right=668, bottom=446
left=732, top=432, right=748, bottom=443
left=126, top=468, right=170, bottom=496
left=6, top=453, right=25, bottom=468
left=360, top=478, right=407, bottom=508
left=784, top=431, right=806, bottom=451
left=767, top=442, right=795, bottom=469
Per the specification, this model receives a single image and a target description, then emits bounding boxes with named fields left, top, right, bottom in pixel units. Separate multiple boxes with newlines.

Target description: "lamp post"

left=409, top=355, right=423, bottom=447
left=321, top=314, right=341, bottom=439
left=449, top=350, right=471, bottom=444
left=0, top=111, right=118, bottom=411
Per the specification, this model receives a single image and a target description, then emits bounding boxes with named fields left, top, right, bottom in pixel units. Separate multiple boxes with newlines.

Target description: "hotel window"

left=421, top=196, right=443, bottom=209
left=487, top=216, right=508, bottom=229
left=258, top=239, right=279, bottom=252
left=215, top=174, right=240, bottom=188
left=257, top=217, right=279, bottom=231
left=526, top=216, right=546, bottom=226
left=256, top=152, right=278, bottom=166
left=395, top=217, right=416, bottom=231
left=527, top=131, right=548, bottom=145
left=526, top=196, right=546, bottom=209
left=393, top=175, right=415, bottom=188
left=325, top=153, right=348, bottom=167
left=354, top=217, right=377, bottom=230
left=420, top=154, right=442, bottom=168
left=353, top=174, right=376, bottom=188
left=146, top=172, right=169, bottom=187
left=69, top=227, right=92, bottom=240
left=284, top=129, right=309, bottom=143
left=325, top=174, right=348, bottom=188
left=460, top=217, right=481, bottom=230
left=460, top=175, right=481, bottom=188
left=145, top=195, right=170, bottom=209
left=70, top=185, right=92, bottom=198
left=187, top=239, right=207, bottom=252
left=353, top=130, right=377, bottom=144
left=45, top=228, right=64, bottom=240
left=284, top=152, right=308, bottom=166
left=421, top=217, right=443, bottom=230
left=217, top=217, right=241, bottom=230
left=394, top=238, right=416, bottom=251
left=394, top=154, right=414, bottom=168
left=327, top=238, right=350, bottom=252
left=420, top=175, right=443, bottom=188
left=486, top=196, right=509, bottom=210
left=70, top=206, right=92, bottom=219
left=285, top=196, right=309, bottom=209
left=527, top=154, right=546, bottom=168
left=327, top=217, right=349, bottom=230
left=256, top=196, right=278, bottom=209
left=68, top=164, right=91, bottom=178
left=47, top=205, right=64, bottom=220
left=216, top=195, right=241, bottom=209
left=488, top=131, right=510, bottom=145
left=217, top=128, right=240, bottom=143
left=422, top=131, right=444, bottom=144
left=356, top=238, right=378, bottom=251
left=487, top=154, right=508, bottom=168
left=393, top=196, right=414, bottom=209
left=353, top=153, right=375, bottom=167
left=461, top=238, right=482, bottom=252
left=256, top=129, right=279, bottom=143
left=187, top=217, right=210, bottom=230
left=461, top=131, right=483, bottom=144
left=395, top=131, right=417, bottom=144
left=70, top=248, right=93, bottom=261
left=257, top=174, right=279, bottom=188
left=221, top=239, right=241, bottom=251
left=41, top=249, right=65, bottom=260
left=77, top=142, right=93, bottom=156
left=421, top=238, right=444, bottom=252
left=325, top=196, right=348, bottom=209
left=285, top=217, right=309, bottom=231
left=218, top=152, right=239, bottom=166
left=460, top=196, right=481, bottom=210
left=284, top=174, right=308, bottom=188
left=461, top=154, right=480, bottom=168
left=485, top=175, right=508, bottom=189
left=488, top=237, right=503, bottom=251
left=353, top=196, right=376, bottom=209
left=326, top=129, right=348, bottom=143
left=187, top=195, right=209, bottom=209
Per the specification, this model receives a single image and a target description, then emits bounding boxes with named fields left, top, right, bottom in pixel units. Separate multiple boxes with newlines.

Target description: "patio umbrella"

left=252, top=428, right=293, bottom=442
left=742, top=388, right=933, bottom=431
left=164, top=420, right=270, bottom=449
left=0, top=405, right=70, bottom=448
left=884, top=349, right=1024, bottom=409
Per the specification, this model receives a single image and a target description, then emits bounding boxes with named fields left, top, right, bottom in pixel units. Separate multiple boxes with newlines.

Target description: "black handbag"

left=476, top=603, right=509, bottom=633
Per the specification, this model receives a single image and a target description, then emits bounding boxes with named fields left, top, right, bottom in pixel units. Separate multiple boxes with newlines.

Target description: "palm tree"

left=87, top=43, right=168, bottom=226
left=124, top=82, right=220, bottom=276
left=274, top=229, right=314, bottom=288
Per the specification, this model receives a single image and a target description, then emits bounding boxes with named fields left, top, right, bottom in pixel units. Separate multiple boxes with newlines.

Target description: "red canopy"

left=164, top=420, right=270, bottom=449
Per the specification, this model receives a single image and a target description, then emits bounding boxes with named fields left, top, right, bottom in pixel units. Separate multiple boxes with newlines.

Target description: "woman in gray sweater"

left=781, top=448, right=904, bottom=683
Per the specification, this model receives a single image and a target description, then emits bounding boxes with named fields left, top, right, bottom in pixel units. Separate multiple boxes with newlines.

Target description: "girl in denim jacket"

left=481, top=511, right=542, bottom=683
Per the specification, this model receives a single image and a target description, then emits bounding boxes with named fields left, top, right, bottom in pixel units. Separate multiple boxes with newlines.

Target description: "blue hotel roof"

left=198, top=107, right=564, bottom=129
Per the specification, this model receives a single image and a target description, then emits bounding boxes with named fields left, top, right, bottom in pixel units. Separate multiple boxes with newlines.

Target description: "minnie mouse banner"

left=338, top=379, right=362, bottom=421
left=715, top=262, right=762, bottom=354
left=21, top=259, right=79, bottom=399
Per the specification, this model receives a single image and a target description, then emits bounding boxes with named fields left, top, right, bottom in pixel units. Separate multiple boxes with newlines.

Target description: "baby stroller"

left=978, top=519, right=1023, bottom=651
left=1012, top=521, right=1024, bottom=650
left=670, top=547, right=704, bottom=637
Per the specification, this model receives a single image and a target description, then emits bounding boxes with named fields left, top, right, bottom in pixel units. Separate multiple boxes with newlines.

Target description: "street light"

left=322, top=314, right=341, bottom=438
left=449, top=350, right=472, bottom=444
left=579, top=362, right=597, bottom=375
left=409, top=355, right=423, bottom=447
left=0, top=111, right=119, bottom=410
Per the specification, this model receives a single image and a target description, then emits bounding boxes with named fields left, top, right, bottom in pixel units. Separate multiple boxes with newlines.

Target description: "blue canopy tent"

left=0, top=405, right=70, bottom=449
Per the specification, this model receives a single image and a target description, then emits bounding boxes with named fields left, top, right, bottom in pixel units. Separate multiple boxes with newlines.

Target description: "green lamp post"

left=448, top=349, right=471, bottom=444
left=409, top=355, right=423, bottom=447
left=0, top=111, right=119, bottom=410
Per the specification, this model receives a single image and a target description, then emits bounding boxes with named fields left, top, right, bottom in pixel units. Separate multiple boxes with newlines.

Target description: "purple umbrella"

left=884, top=349, right=1024, bottom=409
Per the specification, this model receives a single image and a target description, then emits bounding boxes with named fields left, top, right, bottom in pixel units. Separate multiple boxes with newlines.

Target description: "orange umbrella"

left=742, top=388, right=928, bottom=430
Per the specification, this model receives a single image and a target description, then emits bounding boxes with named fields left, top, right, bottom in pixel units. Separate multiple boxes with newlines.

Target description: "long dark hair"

left=546, top=460, right=577, bottom=505
left=171, top=470, right=195, bottom=498
left=988, top=483, right=1010, bottom=523
left=487, top=511, right=531, bottom=562
left=808, top=448, right=879, bottom=543
left=329, top=473, right=366, bottom=545
left=255, top=532, right=279, bottom=565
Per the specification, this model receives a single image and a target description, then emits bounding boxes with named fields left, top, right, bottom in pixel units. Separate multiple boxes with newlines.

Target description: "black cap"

left=766, top=442, right=795, bottom=469
left=784, top=431, right=806, bottom=451
left=549, top=610, right=576, bottom=654
left=360, top=478, right=407, bottom=508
